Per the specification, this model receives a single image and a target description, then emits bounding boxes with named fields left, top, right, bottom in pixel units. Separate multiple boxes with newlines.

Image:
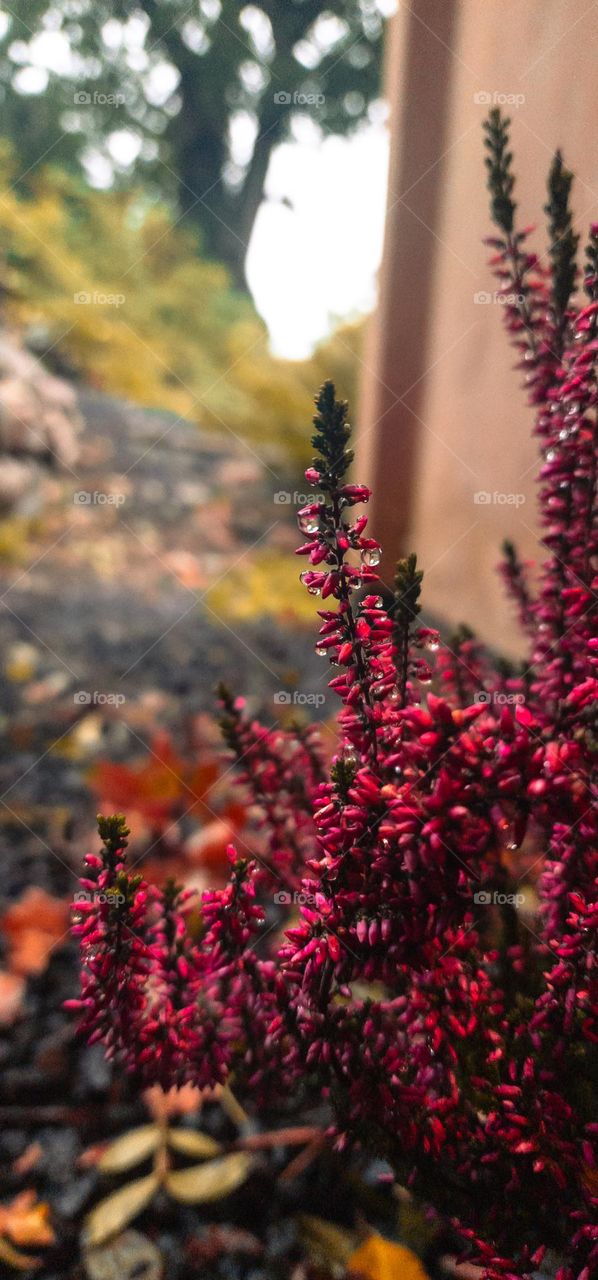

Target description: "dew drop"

left=298, top=515, right=319, bottom=535
left=361, top=547, right=381, bottom=567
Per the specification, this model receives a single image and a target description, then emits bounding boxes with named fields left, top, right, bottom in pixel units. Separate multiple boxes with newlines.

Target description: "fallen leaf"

left=0, top=888, right=69, bottom=976
left=299, top=1214, right=355, bottom=1267
left=167, top=1129, right=222, bottom=1159
left=96, top=1126, right=161, bottom=1174
left=0, top=1236, right=41, bottom=1270
left=143, top=1084, right=203, bottom=1123
left=0, top=970, right=25, bottom=1025
left=84, top=1174, right=159, bottom=1248
left=0, top=1191, right=55, bottom=1247
left=348, top=1234, right=429, bottom=1280
left=83, top=1228, right=162, bottom=1280
left=165, top=1152, right=252, bottom=1204
left=13, top=1144, right=43, bottom=1178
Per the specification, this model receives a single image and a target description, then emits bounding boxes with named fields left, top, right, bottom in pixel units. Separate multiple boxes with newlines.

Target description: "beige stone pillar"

left=357, top=0, right=598, bottom=654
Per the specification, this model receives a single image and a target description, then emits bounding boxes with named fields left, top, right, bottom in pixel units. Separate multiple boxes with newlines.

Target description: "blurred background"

left=0, top=1, right=596, bottom=1274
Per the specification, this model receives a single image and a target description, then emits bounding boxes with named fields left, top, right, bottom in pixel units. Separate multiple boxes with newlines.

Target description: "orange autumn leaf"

left=185, top=819, right=240, bottom=873
left=90, top=737, right=222, bottom=826
left=0, top=888, right=69, bottom=976
left=0, top=1192, right=55, bottom=1248
left=0, top=970, right=25, bottom=1024
left=143, top=1083, right=206, bottom=1123
left=348, top=1235, right=429, bottom=1280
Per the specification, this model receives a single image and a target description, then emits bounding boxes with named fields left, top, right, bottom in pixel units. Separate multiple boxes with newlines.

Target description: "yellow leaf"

left=299, top=1214, right=355, bottom=1266
left=97, top=1126, right=161, bottom=1174
left=84, top=1174, right=159, bottom=1248
left=167, top=1129, right=222, bottom=1159
left=83, top=1228, right=162, bottom=1280
left=348, top=1235, right=429, bottom=1280
left=164, top=1153, right=252, bottom=1204
left=0, top=1236, right=41, bottom=1270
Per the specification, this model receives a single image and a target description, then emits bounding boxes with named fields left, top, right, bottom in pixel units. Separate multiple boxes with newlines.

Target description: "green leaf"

left=97, top=1126, right=161, bottom=1174
left=165, top=1152, right=252, bottom=1204
left=167, top=1128, right=222, bottom=1159
left=84, top=1174, right=159, bottom=1248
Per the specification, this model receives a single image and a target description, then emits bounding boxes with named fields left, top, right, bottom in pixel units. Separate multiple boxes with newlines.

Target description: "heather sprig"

left=70, top=123, right=598, bottom=1280
left=545, top=148, right=579, bottom=330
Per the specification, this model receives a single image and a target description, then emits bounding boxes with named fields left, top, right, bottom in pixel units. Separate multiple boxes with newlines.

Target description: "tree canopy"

left=0, top=1, right=388, bottom=282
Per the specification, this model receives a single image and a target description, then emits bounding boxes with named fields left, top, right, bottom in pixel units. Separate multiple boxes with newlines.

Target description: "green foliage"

left=311, top=380, right=353, bottom=485
left=0, top=2, right=386, bottom=279
left=545, top=150, right=579, bottom=321
left=483, top=108, right=516, bottom=236
left=0, top=153, right=362, bottom=460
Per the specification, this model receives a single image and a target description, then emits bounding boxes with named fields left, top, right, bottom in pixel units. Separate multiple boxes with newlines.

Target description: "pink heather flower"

left=70, top=116, right=598, bottom=1280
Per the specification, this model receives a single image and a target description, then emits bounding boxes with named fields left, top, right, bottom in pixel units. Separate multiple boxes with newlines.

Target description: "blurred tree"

left=0, top=1, right=387, bottom=284
left=0, top=148, right=362, bottom=460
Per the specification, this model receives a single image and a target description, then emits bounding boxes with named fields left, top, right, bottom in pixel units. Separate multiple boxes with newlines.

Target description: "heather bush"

left=70, top=113, right=597, bottom=1280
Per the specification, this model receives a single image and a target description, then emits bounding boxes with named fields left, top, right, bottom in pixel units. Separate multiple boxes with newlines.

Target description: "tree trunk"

left=173, top=101, right=284, bottom=290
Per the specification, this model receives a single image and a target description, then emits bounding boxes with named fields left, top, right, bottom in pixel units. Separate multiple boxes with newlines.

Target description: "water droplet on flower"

left=298, top=516, right=319, bottom=534
left=387, top=687, right=400, bottom=703
left=300, top=571, right=321, bottom=595
left=315, top=644, right=327, bottom=656
left=361, top=547, right=381, bottom=567
left=426, top=638, right=440, bottom=652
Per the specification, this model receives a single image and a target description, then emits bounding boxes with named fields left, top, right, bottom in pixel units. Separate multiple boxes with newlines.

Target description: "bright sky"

left=248, top=120, right=389, bottom=357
